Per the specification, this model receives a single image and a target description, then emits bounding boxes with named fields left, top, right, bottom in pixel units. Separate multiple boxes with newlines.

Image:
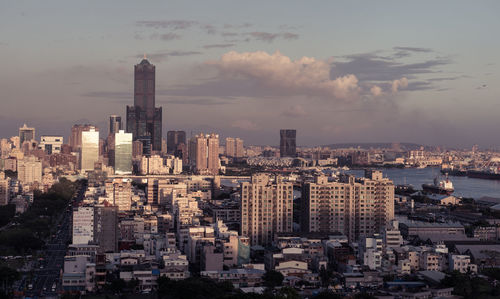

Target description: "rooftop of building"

left=400, top=220, right=464, bottom=228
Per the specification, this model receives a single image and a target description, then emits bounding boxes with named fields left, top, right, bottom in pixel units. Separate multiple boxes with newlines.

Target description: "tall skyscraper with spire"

left=126, top=56, right=162, bottom=154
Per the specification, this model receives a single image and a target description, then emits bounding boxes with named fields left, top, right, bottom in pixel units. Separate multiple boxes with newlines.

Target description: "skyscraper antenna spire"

left=144, top=53, right=147, bottom=60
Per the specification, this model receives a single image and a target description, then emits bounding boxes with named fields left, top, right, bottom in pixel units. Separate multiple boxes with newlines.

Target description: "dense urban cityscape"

left=2, top=1, right=500, bottom=299
left=1, top=55, right=500, bottom=299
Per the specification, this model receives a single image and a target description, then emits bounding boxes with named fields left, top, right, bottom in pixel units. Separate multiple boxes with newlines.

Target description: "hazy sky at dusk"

left=1, top=1, right=499, bottom=148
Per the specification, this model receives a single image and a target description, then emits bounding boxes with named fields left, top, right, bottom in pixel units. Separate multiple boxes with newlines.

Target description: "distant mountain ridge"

left=322, top=142, right=436, bottom=151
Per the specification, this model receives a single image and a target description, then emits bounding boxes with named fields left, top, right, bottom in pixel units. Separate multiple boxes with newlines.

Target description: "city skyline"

left=1, top=1, right=499, bottom=148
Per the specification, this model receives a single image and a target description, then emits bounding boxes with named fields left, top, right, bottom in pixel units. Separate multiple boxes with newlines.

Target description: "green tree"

left=262, top=270, right=284, bottom=288
left=0, top=266, right=20, bottom=291
left=313, top=291, right=342, bottom=299
left=276, top=287, right=300, bottom=299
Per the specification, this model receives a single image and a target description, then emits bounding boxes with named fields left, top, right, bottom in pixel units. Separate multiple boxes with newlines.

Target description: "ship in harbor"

left=440, top=165, right=467, bottom=177
left=422, top=177, right=454, bottom=195
left=466, top=168, right=500, bottom=180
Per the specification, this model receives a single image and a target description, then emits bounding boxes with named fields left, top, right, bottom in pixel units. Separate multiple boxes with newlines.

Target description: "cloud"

left=391, top=77, right=408, bottom=93
left=202, top=24, right=217, bottom=35
left=393, top=46, right=433, bottom=53
left=159, top=32, right=181, bottom=41
left=203, top=43, right=235, bottom=49
left=207, top=50, right=360, bottom=100
left=167, top=50, right=202, bottom=56
left=282, top=105, right=307, bottom=117
left=231, top=120, right=258, bottom=131
left=136, top=20, right=198, bottom=30
left=332, top=49, right=451, bottom=93
left=221, top=32, right=239, bottom=37
left=370, top=85, right=383, bottom=97
left=159, top=98, right=230, bottom=106
left=136, top=50, right=202, bottom=62
left=223, top=23, right=252, bottom=29
left=281, top=32, right=299, bottom=40
left=333, top=53, right=450, bottom=82
left=81, top=91, right=130, bottom=99
left=476, top=84, right=488, bottom=90
left=246, top=31, right=299, bottom=42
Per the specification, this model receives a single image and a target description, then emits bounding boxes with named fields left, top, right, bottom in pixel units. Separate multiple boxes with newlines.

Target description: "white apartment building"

left=17, top=157, right=42, bottom=185
left=72, top=207, right=95, bottom=245
left=302, top=171, right=395, bottom=242
left=38, top=136, right=63, bottom=154
left=449, top=254, right=478, bottom=273
left=240, top=174, right=293, bottom=246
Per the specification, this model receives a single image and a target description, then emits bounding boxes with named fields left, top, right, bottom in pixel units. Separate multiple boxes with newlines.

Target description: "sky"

left=0, top=1, right=499, bottom=148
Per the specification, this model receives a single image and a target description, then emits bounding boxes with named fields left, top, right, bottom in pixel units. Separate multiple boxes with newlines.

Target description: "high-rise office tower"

left=225, top=138, right=235, bottom=157
left=126, top=57, right=162, bottom=154
left=225, top=137, right=244, bottom=158
left=113, top=130, right=132, bottom=175
left=109, top=115, right=122, bottom=135
left=19, top=124, right=35, bottom=145
left=189, top=133, right=208, bottom=173
left=235, top=138, right=244, bottom=158
left=70, top=124, right=97, bottom=152
left=240, top=174, right=293, bottom=246
left=207, top=133, right=219, bottom=175
left=189, top=133, right=219, bottom=175
left=301, top=171, right=394, bottom=243
left=280, top=129, right=296, bottom=157
left=80, top=128, right=99, bottom=172
left=166, top=131, right=186, bottom=154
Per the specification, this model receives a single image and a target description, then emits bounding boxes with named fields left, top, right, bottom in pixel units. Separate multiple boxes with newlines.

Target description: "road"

left=23, top=182, right=85, bottom=298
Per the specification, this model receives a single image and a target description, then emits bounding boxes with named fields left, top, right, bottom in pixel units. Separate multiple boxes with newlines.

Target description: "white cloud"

left=391, top=77, right=408, bottom=93
left=207, top=50, right=360, bottom=100
left=370, top=85, right=383, bottom=97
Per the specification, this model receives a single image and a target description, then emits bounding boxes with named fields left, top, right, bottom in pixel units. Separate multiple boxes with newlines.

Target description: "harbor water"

left=346, top=167, right=500, bottom=199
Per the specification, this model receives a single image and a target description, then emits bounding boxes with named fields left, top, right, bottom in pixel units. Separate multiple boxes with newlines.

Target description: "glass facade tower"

left=114, top=130, right=132, bottom=175
left=80, top=128, right=99, bottom=172
left=280, top=129, right=297, bottom=157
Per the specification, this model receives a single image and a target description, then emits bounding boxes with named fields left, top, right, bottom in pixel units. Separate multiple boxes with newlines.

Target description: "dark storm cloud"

left=203, top=43, right=235, bottom=49
left=136, top=20, right=198, bottom=30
